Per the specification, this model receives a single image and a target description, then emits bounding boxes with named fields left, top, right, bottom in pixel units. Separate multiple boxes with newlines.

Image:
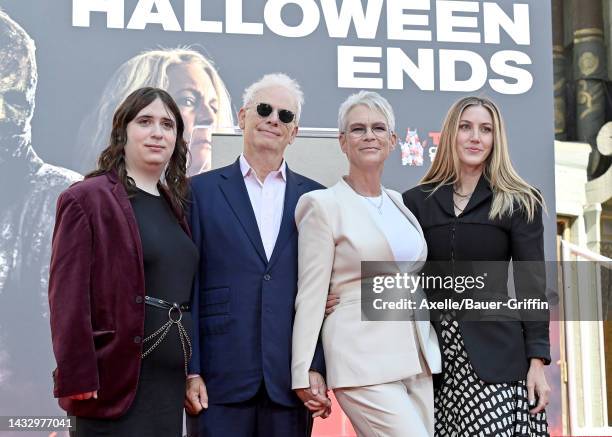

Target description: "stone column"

left=552, top=0, right=566, bottom=140
left=572, top=0, right=610, bottom=178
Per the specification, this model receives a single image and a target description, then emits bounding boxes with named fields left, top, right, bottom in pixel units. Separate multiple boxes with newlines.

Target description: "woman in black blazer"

left=402, top=96, right=550, bottom=436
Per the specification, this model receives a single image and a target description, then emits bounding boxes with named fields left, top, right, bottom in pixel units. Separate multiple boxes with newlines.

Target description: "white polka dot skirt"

left=434, top=319, right=549, bottom=437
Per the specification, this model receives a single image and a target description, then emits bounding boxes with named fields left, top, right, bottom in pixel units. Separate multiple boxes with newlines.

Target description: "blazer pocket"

left=200, top=287, right=230, bottom=317
left=92, top=329, right=116, bottom=350
left=201, top=315, right=230, bottom=335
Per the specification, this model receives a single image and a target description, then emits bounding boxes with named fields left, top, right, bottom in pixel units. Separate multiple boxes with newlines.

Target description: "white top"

left=360, top=190, right=424, bottom=261
left=239, top=154, right=286, bottom=260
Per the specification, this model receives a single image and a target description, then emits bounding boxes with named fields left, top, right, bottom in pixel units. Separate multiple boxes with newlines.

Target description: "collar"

left=239, top=153, right=287, bottom=183
left=430, top=173, right=493, bottom=217
left=466, top=173, right=493, bottom=212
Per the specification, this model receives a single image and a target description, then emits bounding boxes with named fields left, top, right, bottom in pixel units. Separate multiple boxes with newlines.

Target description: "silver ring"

left=168, top=304, right=182, bottom=323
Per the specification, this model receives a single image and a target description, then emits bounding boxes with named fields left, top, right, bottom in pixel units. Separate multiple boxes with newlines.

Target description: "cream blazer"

left=291, top=179, right=441, bottom=390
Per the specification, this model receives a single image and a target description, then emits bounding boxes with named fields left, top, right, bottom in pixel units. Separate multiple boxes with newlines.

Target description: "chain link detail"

left=141, top=312, right=192, bottom=375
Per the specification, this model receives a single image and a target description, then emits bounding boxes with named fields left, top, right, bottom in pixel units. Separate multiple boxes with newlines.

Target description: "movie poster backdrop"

left=0, top=1, right=558, bottom=435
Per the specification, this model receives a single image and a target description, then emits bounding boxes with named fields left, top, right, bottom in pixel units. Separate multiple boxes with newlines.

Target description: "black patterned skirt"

left=434, top=319, right=549, bottom=437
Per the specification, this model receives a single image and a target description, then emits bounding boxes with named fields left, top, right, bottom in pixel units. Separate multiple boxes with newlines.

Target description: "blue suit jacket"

left=189, top=159, right=325, bottom=407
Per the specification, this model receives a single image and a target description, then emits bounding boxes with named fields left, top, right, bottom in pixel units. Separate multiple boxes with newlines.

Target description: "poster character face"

left=75, top=48, right=235, bottom=176
left=167, top=62, right=218, bottom=176
left=124, top=98, right=177, bottom=171
left=239, top=85, right=298, bottom=156
left=340, top=104, right=396, bottom=170
left=455, top=104, right=494, bottom=172
left=0, top=21, right=35, bottom=163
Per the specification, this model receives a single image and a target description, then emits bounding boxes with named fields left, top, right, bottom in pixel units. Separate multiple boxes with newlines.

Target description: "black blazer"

left=403, top=175, right=550, bottom=383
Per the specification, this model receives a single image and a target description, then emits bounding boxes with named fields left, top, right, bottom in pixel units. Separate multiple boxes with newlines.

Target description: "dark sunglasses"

left=255, top=102, right=296, bottom=124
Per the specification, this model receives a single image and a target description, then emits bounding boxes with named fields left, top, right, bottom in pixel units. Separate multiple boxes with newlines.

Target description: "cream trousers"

left=333, top=368, right=434, bottom=437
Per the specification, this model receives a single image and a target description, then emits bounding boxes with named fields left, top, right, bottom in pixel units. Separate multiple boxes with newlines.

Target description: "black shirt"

left=130, top=188, right=198, bottom=376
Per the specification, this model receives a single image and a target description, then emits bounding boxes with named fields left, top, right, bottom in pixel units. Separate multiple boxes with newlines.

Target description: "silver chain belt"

left=141, top=296, right=192, bottom=376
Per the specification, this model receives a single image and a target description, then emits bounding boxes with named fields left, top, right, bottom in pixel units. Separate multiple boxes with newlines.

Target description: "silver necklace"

left=364, top=193, right=384, bottom=215
left=453, top=185, right=474, bottom=198
left=453, top=189, right=473, bottom=198
left=453, top=194, right=470, bottom=213
left=453, top=185, right=472, bottom=212
left=344, top=177, right=384, bottom=215
left=453, top=200, right=465, bottom=212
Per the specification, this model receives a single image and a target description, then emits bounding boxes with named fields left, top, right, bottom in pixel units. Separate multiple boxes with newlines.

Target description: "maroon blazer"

left=48, top=171, right=189, bottom=418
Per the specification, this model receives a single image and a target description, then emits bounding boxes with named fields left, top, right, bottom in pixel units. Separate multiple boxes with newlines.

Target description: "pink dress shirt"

left=239, top=154, right=286, bottom=260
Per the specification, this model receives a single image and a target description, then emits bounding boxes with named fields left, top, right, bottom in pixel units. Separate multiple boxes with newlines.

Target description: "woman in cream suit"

left=291, top=91, right=441, bottom=436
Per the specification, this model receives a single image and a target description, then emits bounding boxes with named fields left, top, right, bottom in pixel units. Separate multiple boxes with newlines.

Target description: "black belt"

left=144, top=296, right=190, bottom=312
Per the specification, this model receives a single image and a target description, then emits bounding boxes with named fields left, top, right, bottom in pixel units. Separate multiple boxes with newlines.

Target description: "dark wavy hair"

left=86, top=87, right=189, bottom=214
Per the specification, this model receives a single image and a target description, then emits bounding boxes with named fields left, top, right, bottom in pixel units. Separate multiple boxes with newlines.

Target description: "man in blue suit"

left=185, top=73, right=329, bottom=436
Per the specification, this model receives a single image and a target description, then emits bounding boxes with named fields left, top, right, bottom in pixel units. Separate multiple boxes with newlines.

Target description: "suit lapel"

left=460, top=173, right=492, bottom=216
left=107, top=172, right=144, bottom=273
left=432, top=183, right=455, bottom=217
left=336, top=179, right=396, bottom=263
left=219, top=160, right=268, bottom=264
left=267, top=166, right=301, bottom=270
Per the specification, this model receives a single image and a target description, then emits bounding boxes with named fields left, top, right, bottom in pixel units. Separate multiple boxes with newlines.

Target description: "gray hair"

left=242, top=73, right=304, bottom=123
left=338, top=91, right=395, bottom=133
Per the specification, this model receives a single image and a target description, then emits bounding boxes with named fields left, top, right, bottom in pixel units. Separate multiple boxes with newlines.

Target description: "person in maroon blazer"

left=48, top=87, right=197, bottom=436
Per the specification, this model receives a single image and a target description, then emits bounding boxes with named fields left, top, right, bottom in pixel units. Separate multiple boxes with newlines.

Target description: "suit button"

left=263, top=274, right=271, bottom=281
left=135, top=296, right=143, bottom=304
left=133, top=336, right=142, bottom=344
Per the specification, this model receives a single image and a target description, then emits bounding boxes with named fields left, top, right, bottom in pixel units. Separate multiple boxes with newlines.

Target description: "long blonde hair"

left=75, top=47, right=235, bottom=172
left=420, top=96, right=544, bottom=221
